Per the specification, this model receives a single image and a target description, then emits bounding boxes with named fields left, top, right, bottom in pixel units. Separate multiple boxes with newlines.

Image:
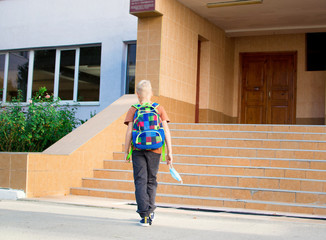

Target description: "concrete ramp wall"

left=0, top=95, right=138, bottom=197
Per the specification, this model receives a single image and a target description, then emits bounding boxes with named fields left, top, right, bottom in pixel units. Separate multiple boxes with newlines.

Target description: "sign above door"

left=130, top=0, right=162, bottom=17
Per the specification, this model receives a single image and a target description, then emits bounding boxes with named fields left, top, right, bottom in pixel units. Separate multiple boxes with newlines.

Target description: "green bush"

left=0, top=87, right=81, bottom=152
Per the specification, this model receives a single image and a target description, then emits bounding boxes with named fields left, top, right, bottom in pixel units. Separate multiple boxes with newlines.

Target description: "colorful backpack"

left=127, top=102, right=166, bottom=161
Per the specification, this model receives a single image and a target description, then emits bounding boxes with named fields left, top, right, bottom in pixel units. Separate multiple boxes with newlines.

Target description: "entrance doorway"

left=195, top=35, right=208, bottom=123
left=240, top=52, right=297, bottom=124
left=195, top=39, right=201, bottom=123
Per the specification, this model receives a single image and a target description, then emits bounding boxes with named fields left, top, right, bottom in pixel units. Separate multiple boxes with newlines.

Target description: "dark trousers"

left=132, top=150, right=161, bottom=218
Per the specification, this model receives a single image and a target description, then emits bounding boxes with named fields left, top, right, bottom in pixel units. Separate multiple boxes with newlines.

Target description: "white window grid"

left=0, top=45, right=101, bottom=106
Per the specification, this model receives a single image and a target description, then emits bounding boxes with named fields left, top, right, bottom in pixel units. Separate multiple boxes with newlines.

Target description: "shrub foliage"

left=0, top=87, right=80, bottom=152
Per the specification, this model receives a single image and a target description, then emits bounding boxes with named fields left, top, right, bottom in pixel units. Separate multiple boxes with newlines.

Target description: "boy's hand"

left=166, top=153, right=173, bottom=166
left=124, top=153, right=131, bottom=163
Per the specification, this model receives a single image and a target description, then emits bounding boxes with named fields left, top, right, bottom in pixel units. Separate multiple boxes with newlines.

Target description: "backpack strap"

left=127, top=104, right=141, bottom=161
left=131, top=104, right=142, bottom=121
left=152, top=102, right=159, bottom=107
left=132, top=104, right=141, bottom=110
left=151, top=102, right=165, bottom=161
left=151, top=103, right=160, bottom=115
left=152, top=102, right=159, bottom=108
left=126, top=146, right=133, bottom=161
left=161, top=142, right=166, bottom=162
left=132, top=103, right=159, bottom=109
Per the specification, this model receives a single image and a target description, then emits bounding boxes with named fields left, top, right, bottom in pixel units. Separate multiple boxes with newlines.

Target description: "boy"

left=124, top=80, right=173, bottom=227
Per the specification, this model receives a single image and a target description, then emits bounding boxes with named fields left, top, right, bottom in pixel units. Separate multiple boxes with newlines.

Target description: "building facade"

left=0, top=0, right=137, bottom=120
left=131, top=0, right=326, bottom=125
left=1, top=0, right=325, bottom=125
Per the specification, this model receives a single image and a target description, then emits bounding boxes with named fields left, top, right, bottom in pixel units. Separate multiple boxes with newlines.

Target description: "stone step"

left=168, top=124, right=326, bottom=133
left=103, top=160, right=326, bottom=181
left=70, top=187, right=326, bottom=215
left=171, top=129, right=326, bottom=141
left=171, top=145, right=326, bottom=160
left=112, top=152, right=326, bottom=170
left=71, top=123, right=326, bottom=216
left=171, top=137, right=326, bottom=150
left=78, top=178, right=326, bottom=206
left=93, top=169, right=326, bottom=192
left=71, top=188, right=326, bottom=215
left=120, top=144, right=326, bottom=160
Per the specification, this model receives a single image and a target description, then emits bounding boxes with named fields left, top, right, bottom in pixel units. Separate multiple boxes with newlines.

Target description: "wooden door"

left=240, top=52, right=296, bottom=124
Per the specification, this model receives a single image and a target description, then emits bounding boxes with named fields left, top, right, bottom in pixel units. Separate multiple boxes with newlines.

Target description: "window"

left=0, top=54, right=5, bottom=101
left=125, top=43, right=136, bottom=94
left=306, top=33, right=326, bottom=71
left=78, top=46, right=101, bottom=101
left=0, top=44, right=102, bottom=103
left=7, top=51, right=29, bottom=102
left=32, top=49, right=56, bottom=96
left=59, top=50, right=76, bottom=100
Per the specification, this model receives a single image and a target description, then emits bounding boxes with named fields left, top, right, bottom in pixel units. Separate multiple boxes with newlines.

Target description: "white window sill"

left=0, top=101, right=100, bottom=107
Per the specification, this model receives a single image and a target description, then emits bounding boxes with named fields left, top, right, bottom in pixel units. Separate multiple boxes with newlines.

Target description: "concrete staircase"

left=71, top=124, right=326, bottom=216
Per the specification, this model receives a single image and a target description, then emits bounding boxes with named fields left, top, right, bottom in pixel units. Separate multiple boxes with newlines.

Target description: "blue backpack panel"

left=132, top=102, right=165, bottom=150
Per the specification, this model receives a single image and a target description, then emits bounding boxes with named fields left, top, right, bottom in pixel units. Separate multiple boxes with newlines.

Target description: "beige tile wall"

left=152, top=95, right=195, bottom=123
left=136, top=1, right=326, bottom=123
left=135, top=16, right=163, bottom=95
left=198, top=40, right=210, bottom=110
left=135, top=0, right=237, bottom=123
left=223, top=38, right=236, bottom=118
left=199, top=109, right=237, bottom=123
left=26, top=114, right=127, bottom=197
left=25, top=113, right=129, bottom=197
left=0, top=153, right=28, bottom=191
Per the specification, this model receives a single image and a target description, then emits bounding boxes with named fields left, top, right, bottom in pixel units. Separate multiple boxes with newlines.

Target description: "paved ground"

left=0, top=197, right=326, bottom=240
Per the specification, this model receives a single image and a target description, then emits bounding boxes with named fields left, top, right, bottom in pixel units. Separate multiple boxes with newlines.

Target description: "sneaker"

left=139, top=217, right=152, bottom=227
left=150, top=212, right=155, bottom=221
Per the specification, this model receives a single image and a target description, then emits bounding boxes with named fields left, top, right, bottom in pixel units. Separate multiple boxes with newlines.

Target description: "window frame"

left=0, top=53, right=9, bottom=103
left=123, top=41, right=137, bottom=95
left=0, top=44, right=101, bottom=106
left=5, top=51, right=30, bottom=103
left=56, top=47, right=79, bottom=103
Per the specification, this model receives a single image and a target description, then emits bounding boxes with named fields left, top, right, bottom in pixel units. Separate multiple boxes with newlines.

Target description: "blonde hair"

left=136, top=80, right=152, bottom=98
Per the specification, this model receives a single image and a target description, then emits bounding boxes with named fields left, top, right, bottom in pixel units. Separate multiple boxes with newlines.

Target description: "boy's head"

left=136, top=80, right=153, bottom=99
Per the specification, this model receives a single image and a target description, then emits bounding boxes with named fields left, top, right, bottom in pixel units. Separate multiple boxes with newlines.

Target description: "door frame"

left=238, top=51, right=297, bottom=124
left=195, top=39, right=201, bottom=123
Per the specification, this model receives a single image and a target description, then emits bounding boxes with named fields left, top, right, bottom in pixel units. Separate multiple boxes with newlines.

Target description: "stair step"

left=71, top=123, right=326, bottom=216
left=93, top=169, right=326, bottom=192
left=172, top=145, right=326, bottom=160
left=119, top=144, right=326, bottom=160
left=171, top=155, right=326, bottom=169
left=168, top=123, right=326, bottom=133
left=70, top=187, right=326, bottom=215
left=172, top=137, right=326, bottom=150
left=113, top=152, right=326, bottom=170
left=104, top=160, right=326, bottom=180
left=77, top=178, right=326, bottom=206
left=171, top=129, right=326, bottom=141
